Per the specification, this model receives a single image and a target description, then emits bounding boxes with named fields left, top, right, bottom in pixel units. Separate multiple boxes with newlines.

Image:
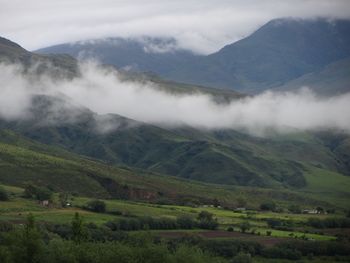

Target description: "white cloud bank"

left=1, top=0, right=350, bottom=54
left=1, top=62, right=350, bottom=136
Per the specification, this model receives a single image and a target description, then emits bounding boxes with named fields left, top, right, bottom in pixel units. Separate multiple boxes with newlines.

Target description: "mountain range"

left=0, top=18, right=350, bottom=209
left=37, top=18, right=350, bottom=94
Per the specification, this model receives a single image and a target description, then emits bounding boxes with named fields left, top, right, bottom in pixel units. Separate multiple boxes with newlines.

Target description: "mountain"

left=1, top=36, right=350, bottom=208
left=36, top=37, right=198, bottom=77
left=1, top=93, right=350, bottom=189
left=183, top=18, right=350, bottom=93
left=36, top=18, right=350, bottom=94
left=0, top=36, right=241, bottom=100
left=274, top=57, right=350, bottom=95
left=0, top=37, right=78, bottom=79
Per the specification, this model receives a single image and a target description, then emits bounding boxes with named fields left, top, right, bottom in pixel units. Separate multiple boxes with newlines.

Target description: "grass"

left=300, top=166, right=350, bottom=208
left=1, top=133, right=338, bottom=210
left=2, top=129, right=350, bottom=212
left=0, top=190, right=341, bottom=243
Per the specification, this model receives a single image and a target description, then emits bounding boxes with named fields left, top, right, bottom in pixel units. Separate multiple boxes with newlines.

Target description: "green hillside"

left=1, top=94, right=350, bottom=193
left=1, top=35, right=350, bottom=211
left=2, top=129, right=348, bottom=209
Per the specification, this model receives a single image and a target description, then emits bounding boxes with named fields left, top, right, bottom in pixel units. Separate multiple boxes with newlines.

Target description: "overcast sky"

left=1, top=0, right=350, bottom=54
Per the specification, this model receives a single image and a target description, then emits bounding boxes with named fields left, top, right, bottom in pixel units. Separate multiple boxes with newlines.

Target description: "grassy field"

left=0, top=186, right=338, bottom=242
left=300, top=166, right=350, bottom=207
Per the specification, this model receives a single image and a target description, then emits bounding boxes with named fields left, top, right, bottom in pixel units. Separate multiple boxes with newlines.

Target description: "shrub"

left=0, top=221, right=13, bottom=232
left=260, top=201, right=276, bottom=211
left=307, top=217, right=350, bottom=228
left=197, top=211, right=218, bottom=230
left=85, top=200, right=106, bottom=213
left=176, top=216, right=196, bottom=229
left=0, top=187, right=9, bottom=201
left=231, top=253, right=252, bottom=263
left=288, top=204, right=301, bottom=214
left=262, top=247, right=302, bottom=260
left=200, top=240, right=262, bottom=258
left=227, top=227, right=234, bottom=232
left=23, top=184, right=52, bottom=201
left=239, top=222, right=251, bottom=233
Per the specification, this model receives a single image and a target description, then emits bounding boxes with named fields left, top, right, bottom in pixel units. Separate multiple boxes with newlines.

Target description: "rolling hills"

left=1, top=129, right=334, bottom=209
left=0, top=35, right=350, bottom=210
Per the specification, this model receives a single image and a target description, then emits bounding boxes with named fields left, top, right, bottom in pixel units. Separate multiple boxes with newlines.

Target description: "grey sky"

left=1, top=0, right=350, bottom=54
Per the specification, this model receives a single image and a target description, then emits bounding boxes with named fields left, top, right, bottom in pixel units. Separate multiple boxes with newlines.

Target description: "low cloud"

left=0, top=62, right=350, bottom=136
left=1, top=0, right=350, bottom=54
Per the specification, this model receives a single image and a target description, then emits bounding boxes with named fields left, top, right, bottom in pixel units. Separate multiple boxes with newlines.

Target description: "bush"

left=227, top=227, right=234, bottom=232
left=197, top=211, right=218, bottom=230
left=266, top=218, right=294, bottom=231
left=278, top=240, right=350, bottom=256
left=231, top=253, right=252, bottom=263
left=23, top=184, right=52, bottom=201
left=260, top=201, right=276, bottom=211
left=288, top=204, right=301, bottom=214
left=0, top=221, right=13, bottom=232
left=262, top=247, right=302, bottom=260
left=307, top=217, right=350, bottom=228
left=200, top=239, right=262, bottom=258
left=176, top=216, right=196, bottom=229
left=85, top=200, right=106, bottom=213
left=239, top=222, right=251, bottom=233
left=0, top=187, right=9, bottom=201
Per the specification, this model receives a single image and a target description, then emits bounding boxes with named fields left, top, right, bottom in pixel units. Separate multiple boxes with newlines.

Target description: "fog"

left=1, top=62, right=350, bottom=135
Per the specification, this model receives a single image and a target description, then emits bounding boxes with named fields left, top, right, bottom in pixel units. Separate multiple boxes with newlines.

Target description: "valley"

left=0, top=13, right=350, bottom=263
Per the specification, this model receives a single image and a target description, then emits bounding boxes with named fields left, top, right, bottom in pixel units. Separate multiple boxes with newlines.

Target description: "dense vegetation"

left=1, top=213, right=350, bottom=263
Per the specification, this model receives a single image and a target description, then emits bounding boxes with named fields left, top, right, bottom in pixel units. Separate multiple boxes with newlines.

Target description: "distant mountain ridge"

left=36, top=18, right=350, bottom=94
left=37, top=37, right=199, bottom=76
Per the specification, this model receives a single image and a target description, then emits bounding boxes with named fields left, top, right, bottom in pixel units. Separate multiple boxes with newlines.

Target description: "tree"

left=236, top=197, right=247, bottom=208
left=197, top=211, right=214, bottom=221
left=23, top=184, right=52, bottom=201
left=85, top=200, right=106, bottom=213
left=19, top=213, right=43, bottom=263
left=260, top=201, right=276, bottom=211
left=212, top=198, right=220, bottom=207
left=71, top=212, right=87, bottom=244
left=266, top=218, right=282, bottom=228
left=231, top=253, right=252, bottom=263
left=227, top=226, right=234, bottom=232
left=58, top=192, right=69, bottom=207
left=197, top=211, right=218, bottom=230
left=239, top=222, right=251, bottom=233
left=0, top=187, right=9, bottom=201
left=316, top=206, right=324, bottom=214
left=176, top=216, right=196, bottom=229
left=288, top=205, right=301, bottom=214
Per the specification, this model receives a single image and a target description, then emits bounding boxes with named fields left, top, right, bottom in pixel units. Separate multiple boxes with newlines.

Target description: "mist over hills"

left=2, top=3, right=350, bottom=261
left=36, top=18, right=350, bottom=94
left=1, top=16, right=350, bottom=212
left=1, top=35, right=350, bottom=193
